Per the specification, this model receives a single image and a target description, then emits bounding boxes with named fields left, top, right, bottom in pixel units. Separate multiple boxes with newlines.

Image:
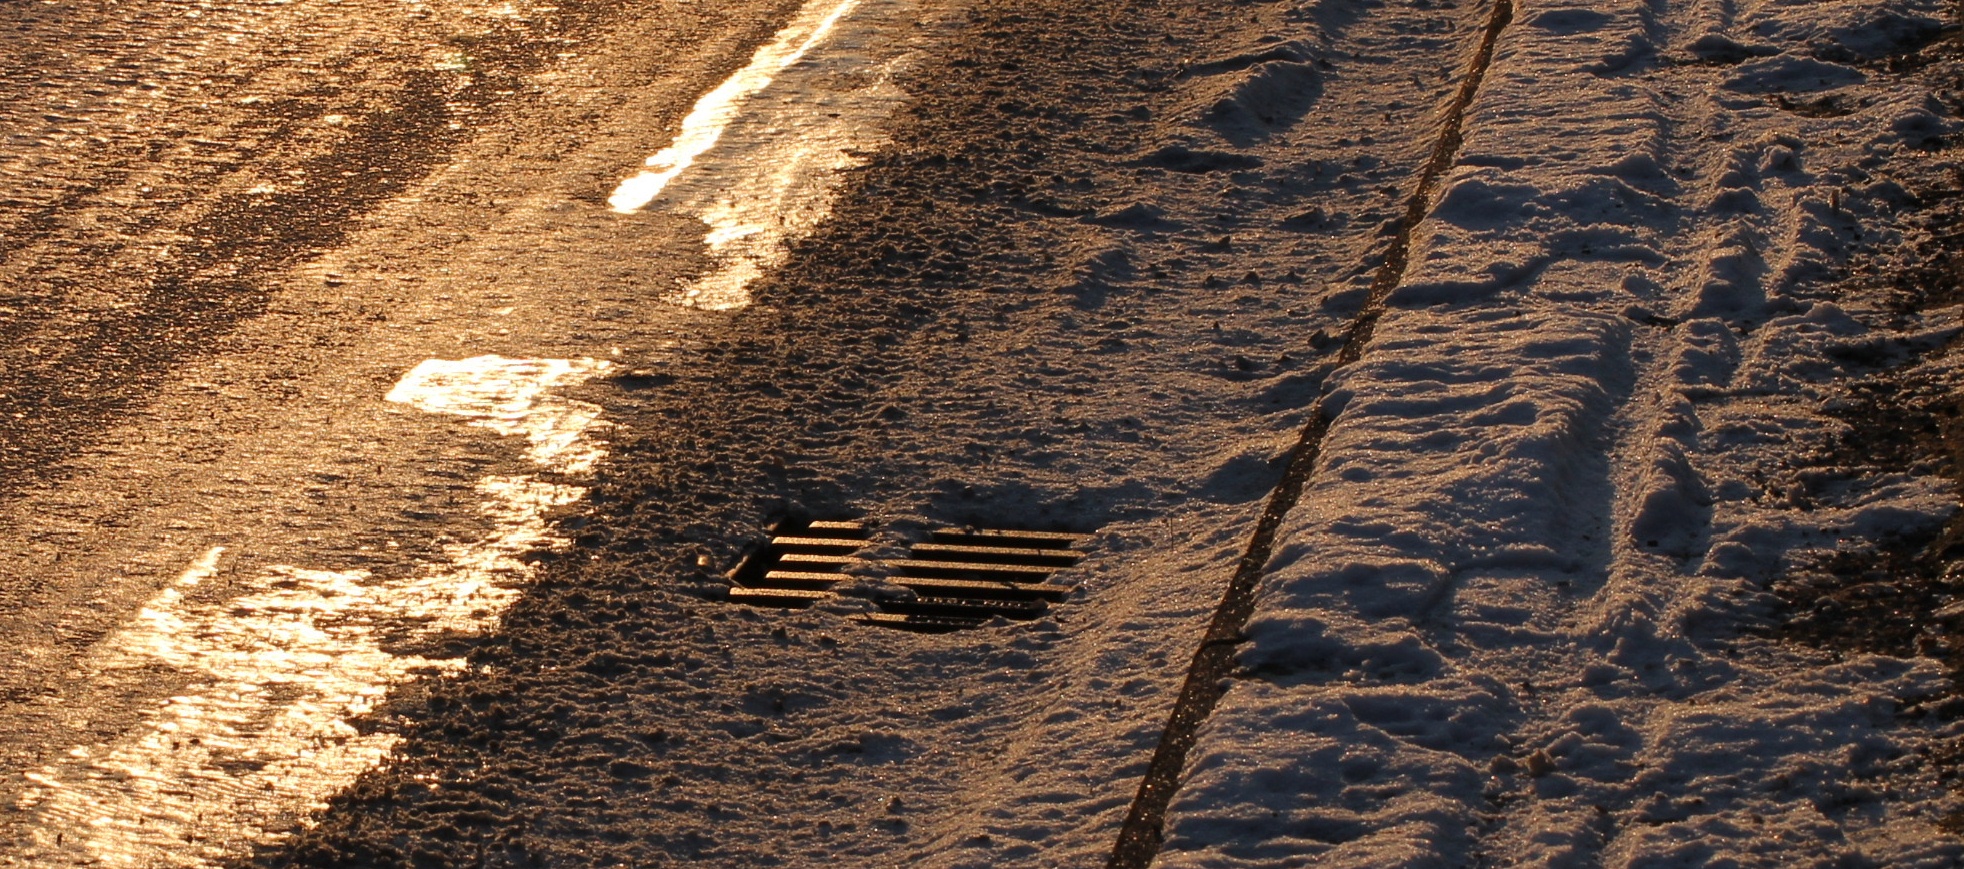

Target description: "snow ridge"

left=1159, top=0, right=1964, bottom=864
left=1108, top=0, right=1517, bottom=863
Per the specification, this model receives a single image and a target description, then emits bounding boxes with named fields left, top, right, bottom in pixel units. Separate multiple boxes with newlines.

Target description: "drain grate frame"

left=728, top=518, right=1091, bottom=631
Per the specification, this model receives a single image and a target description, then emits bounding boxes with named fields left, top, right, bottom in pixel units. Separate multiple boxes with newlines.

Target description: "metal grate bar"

left=770, top=535, right=871, bottom=552
left=727, top=519, right=1091, bottom=630
left=807, top=520, right=873, bottom=535
left=891, top=575, right=1072, bottom=601
left=908, top=543, right=1082, bottom=565
left=930, top=528, right=1088, bottom=549
left=776, top=552, right=860, bottom=569
left=886, top=559, right=1061, bottom=582
left=881, top=596, right=1049, bottom=619
left=851, top=612, right=988, bottom=632
left=759, top=570, right=853, bottom=589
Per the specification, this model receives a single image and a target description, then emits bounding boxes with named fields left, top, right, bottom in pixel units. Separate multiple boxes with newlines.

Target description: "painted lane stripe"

left=12, top=356, right=609, bottom=868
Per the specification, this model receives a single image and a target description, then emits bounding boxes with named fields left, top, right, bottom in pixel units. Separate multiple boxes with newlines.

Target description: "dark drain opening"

left=727, top=519, right=1090, bottom=631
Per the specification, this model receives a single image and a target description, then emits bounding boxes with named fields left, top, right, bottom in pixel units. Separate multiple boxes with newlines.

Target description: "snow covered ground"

left=1162, top=0, right=1964, bottom=864
left=162, top=0, right=1964, bottom=863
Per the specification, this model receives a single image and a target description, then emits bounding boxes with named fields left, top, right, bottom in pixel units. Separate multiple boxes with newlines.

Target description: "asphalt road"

left=0, top=0, right=821, bottom=860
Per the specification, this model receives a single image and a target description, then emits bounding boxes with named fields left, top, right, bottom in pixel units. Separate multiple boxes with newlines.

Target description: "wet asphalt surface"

left=0, top=0, right=629, bottom=498
left=0, top=0, right=811, bottom=854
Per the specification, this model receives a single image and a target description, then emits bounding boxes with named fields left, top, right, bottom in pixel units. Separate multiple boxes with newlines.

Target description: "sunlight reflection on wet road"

left=11, top=357, right=608, bottom=867
left=4, top=0, right=944, bottom=856
left=608, top=0, right=921, bottom=310
left=607, top=0, right=863, bottom=212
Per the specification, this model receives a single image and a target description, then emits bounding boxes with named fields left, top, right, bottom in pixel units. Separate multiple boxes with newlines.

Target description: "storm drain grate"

left=727, top=519, right=1090, bottom=631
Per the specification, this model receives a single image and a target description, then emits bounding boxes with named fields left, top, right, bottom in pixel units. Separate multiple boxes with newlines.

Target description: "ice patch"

left=387, top=355, right=611, bottom=472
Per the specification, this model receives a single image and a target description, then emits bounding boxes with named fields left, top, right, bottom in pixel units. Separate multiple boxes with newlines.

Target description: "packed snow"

left=1161, top=0, right=1964, bottom=864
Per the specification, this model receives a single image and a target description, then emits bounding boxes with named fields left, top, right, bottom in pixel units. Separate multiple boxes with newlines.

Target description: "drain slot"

left=729, top=520, right=1090, bottom=631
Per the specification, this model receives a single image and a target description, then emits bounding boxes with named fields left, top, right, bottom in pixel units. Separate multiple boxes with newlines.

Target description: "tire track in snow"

left=0, top=0, right=630, bottom=504
left=1104, top=0, right=1516, bottom=863
left=1143, top=0, right=1964, bottom=862
left=1447, top=3, right=1964, bottom=862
